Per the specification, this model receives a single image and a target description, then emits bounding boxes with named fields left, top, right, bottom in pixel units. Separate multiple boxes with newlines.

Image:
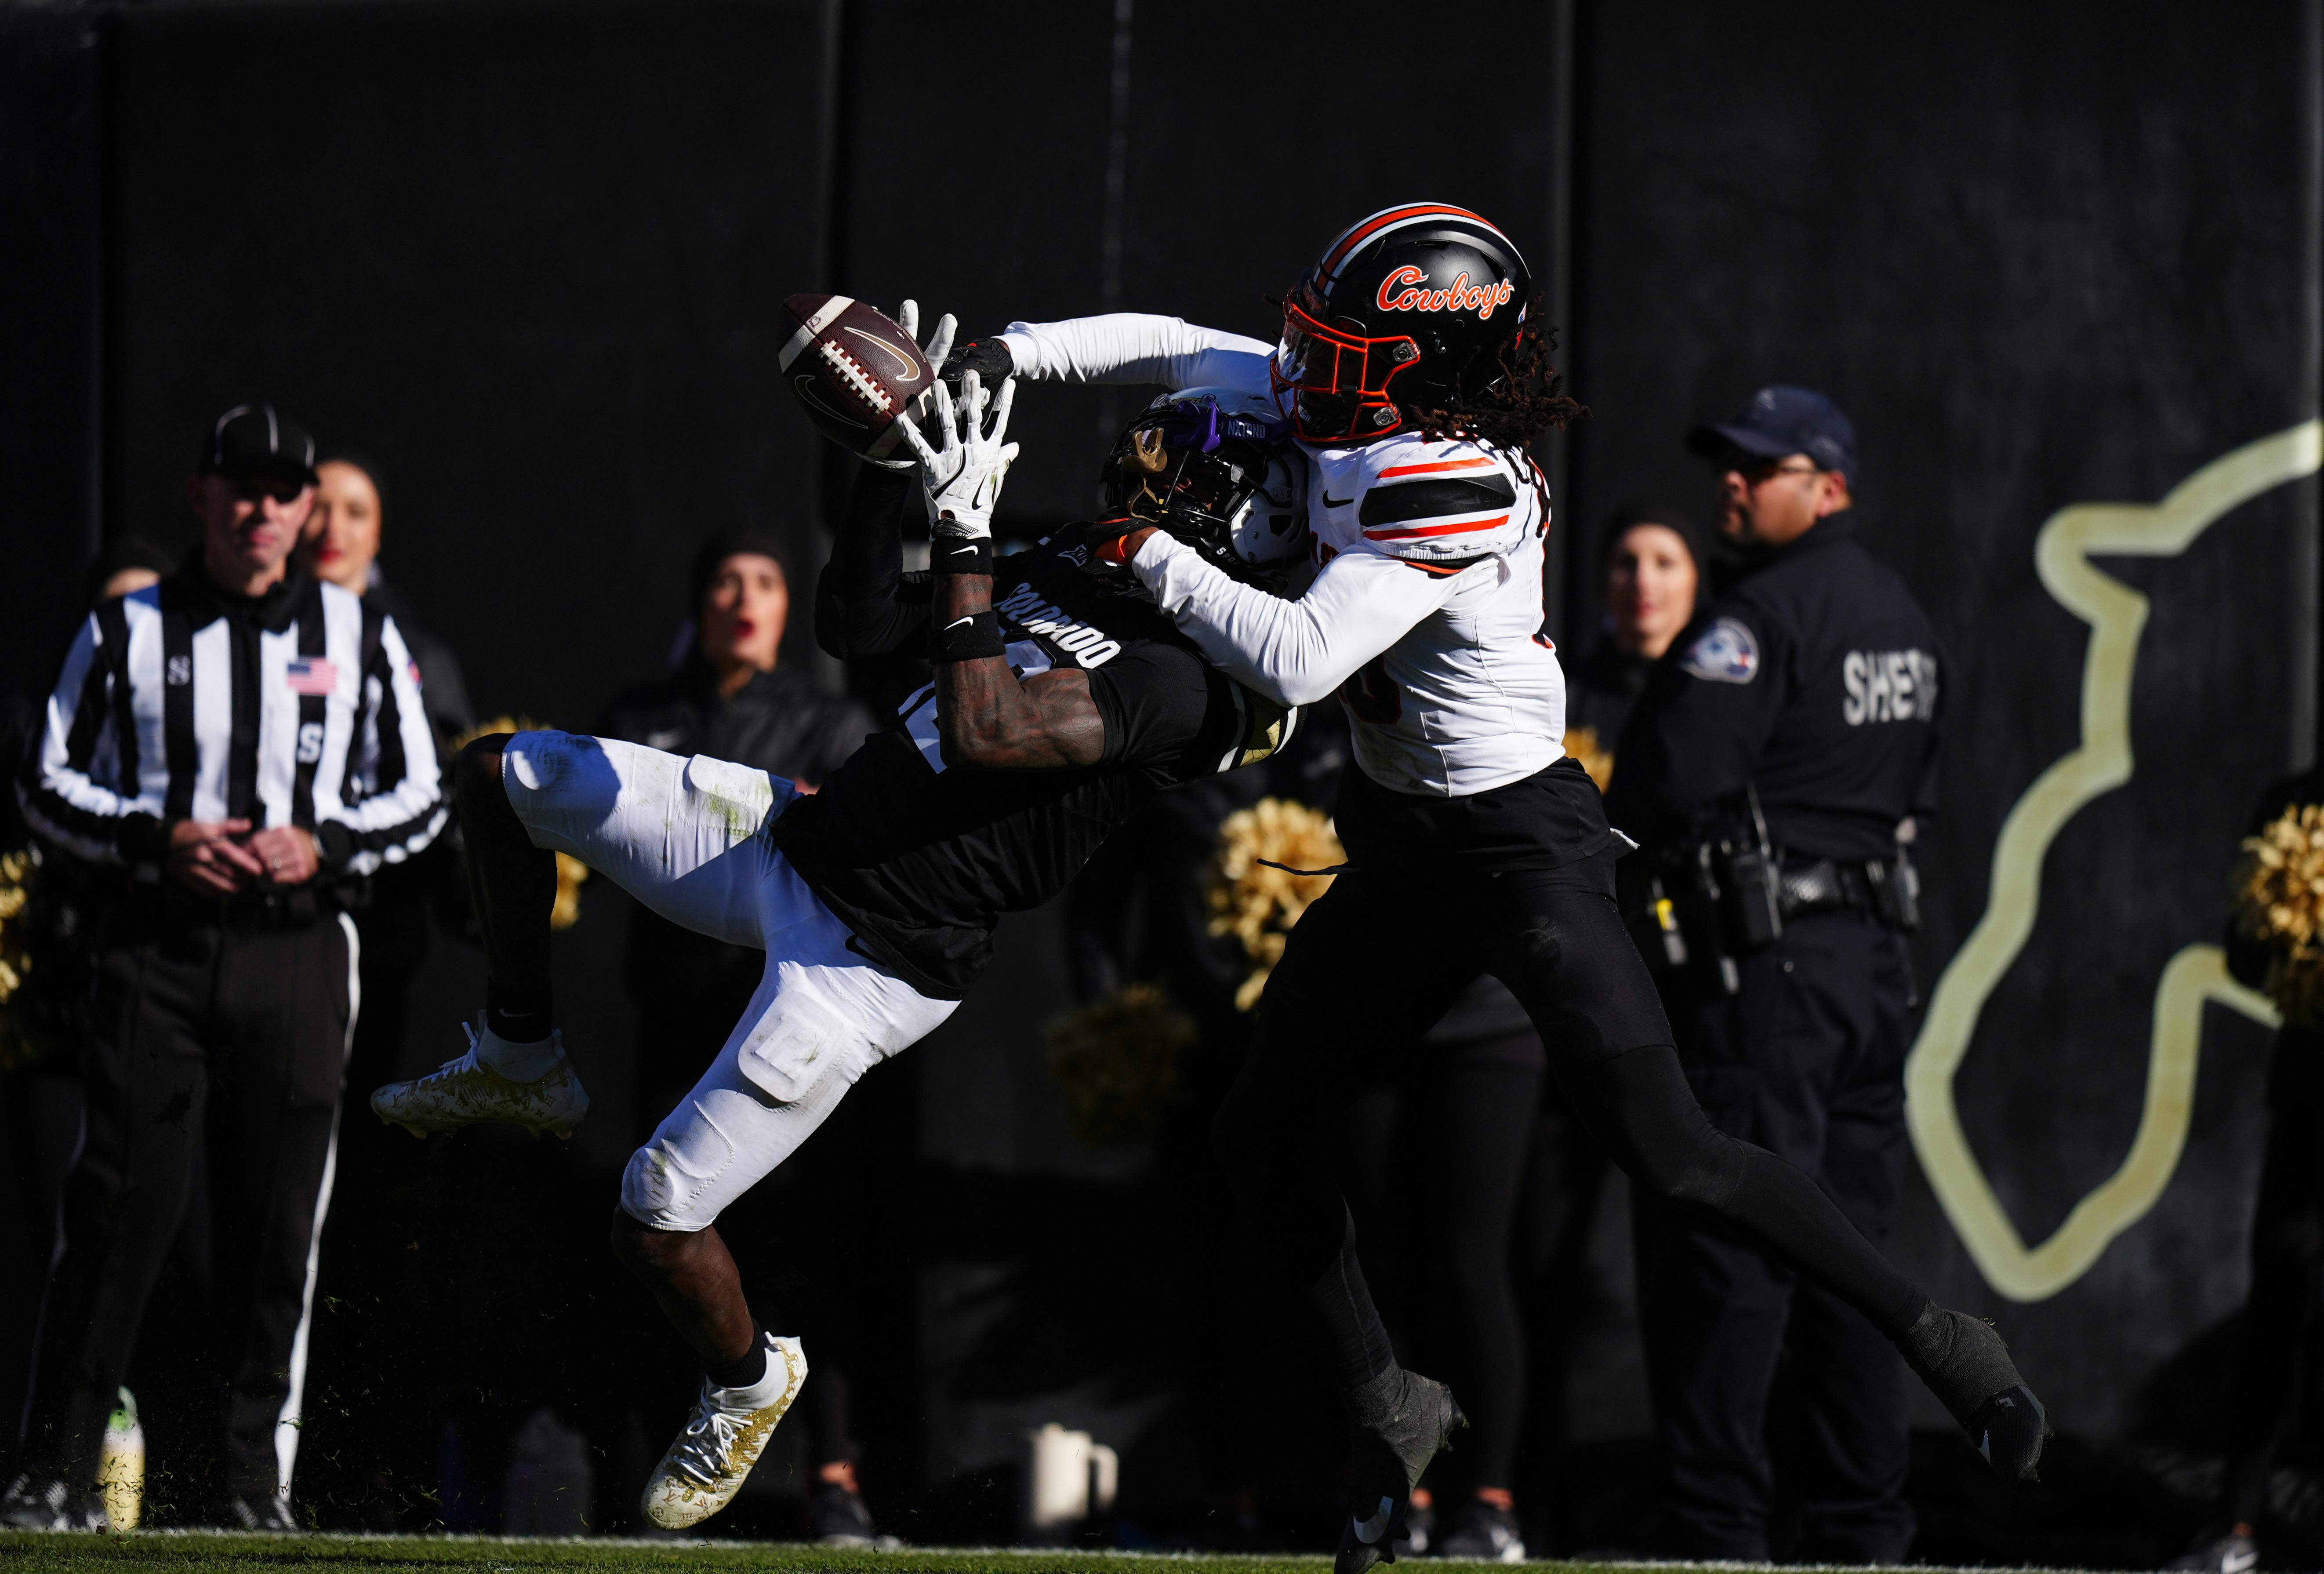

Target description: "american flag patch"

left=286, top=658, right=338, bottom=696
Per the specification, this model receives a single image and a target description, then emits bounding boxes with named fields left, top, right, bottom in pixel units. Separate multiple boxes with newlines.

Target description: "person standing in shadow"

left=598, top=530, right=878, bottom=1543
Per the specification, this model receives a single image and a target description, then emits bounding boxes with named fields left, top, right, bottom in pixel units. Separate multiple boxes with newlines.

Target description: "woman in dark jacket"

left=1565, top=503, right=1705, bottom=774
left=598, top=528, right=879, bottom=1545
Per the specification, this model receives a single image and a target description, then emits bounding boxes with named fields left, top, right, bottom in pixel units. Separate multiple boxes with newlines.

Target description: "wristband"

left=929, top=538, right=994, bottom=576
left=930, top=609, right=1006, bottom=663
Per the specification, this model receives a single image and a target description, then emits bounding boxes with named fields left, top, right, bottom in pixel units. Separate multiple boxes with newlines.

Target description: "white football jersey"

left=1001, top=313, right=1569, bottom=798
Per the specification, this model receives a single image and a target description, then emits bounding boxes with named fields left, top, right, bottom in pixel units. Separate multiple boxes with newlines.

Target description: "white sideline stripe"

left=777, top=294, right=854, bottom=372
left=75, top=1530, right=2126, bottom=1570
left=273, top=910, right=362, bottom=1501
left=15, top=1102, right=89, bottom=1447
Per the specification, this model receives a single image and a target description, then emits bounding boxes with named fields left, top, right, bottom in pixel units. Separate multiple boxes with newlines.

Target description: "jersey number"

left=1341, top=655, right=1402, bottom=725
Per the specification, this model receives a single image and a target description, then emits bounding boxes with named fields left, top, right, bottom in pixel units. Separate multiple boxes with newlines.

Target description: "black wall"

left=108, top=0, right=841, bottom=729
left=4, top=0, right=2322, bottom=1552
left=1571, top=0, right=2322, bottom=1446
left=0, top=7, right=105, bottom=687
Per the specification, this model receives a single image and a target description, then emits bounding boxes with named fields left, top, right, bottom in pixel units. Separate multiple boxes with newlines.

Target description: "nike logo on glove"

left=1322, top=492, right=1354, bottom=509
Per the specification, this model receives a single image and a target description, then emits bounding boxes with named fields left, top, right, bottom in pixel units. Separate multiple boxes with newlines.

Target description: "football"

left=779, top=294, right=933, bottom=463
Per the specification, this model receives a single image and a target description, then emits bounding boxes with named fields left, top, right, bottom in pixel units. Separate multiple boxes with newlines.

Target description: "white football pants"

left=502, top=730, right=959, bottom=1231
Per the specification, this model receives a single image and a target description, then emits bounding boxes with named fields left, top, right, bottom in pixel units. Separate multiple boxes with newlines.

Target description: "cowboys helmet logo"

left=1678, top=616, right=1761, bottom=684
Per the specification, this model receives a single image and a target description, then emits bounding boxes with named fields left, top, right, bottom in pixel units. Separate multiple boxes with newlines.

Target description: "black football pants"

left=1212, top=857, right=1923, bottom=1432
left=17, top=902, right=354, bottom=1509
left=1631, top=908, right=1917, bottom=1562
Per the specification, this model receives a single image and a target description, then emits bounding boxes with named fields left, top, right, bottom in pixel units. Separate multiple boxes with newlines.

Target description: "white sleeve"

left=999, top=313, right=1275, bottom=396
left=326, top=615, right=447, bottom=873
left=1130, top=534, right=1461, bottom=708
left=18, top=613, right=149, bottom=864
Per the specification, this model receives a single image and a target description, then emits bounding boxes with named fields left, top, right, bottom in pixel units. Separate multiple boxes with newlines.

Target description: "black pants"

left=1632, top=908, right=1916, bottom=1562
left=1346, top=1022, right=1545, bottom=1492
left=1216, top=856, right=1923, bottom=1434
left=2222, top=1027, right=2324, bottom=1531
left=17, top=898, right=354, bottom=1509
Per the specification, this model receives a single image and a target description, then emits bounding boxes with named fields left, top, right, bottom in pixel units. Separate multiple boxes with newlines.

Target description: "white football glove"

left=900, top=370, right=1018, bottom=540
left=866, top=299, right=959, bottom=470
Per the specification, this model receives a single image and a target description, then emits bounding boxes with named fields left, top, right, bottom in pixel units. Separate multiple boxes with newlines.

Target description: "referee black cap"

left=1687, top=384, right=1857, bottom=486
left=197, top=402, right=320, bottom=486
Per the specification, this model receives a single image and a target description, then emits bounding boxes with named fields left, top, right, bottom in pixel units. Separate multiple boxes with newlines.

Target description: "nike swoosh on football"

left=1322, top=492, right=1354, bottom=508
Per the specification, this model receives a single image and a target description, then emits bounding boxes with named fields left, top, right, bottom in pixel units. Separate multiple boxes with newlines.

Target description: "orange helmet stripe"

left=1320, top=203, right=1506, bottom=278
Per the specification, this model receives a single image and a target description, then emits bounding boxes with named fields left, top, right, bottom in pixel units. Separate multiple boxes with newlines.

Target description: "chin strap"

left=1257, top=857, right=1354, bottom=877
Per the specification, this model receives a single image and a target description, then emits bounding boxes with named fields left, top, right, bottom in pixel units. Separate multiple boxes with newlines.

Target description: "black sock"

left=706, top=1331, right=769, bottom=1392
left=1307, top=1205, right=1397, bottom=1391
left=485, top=978, right=553, bottom=1044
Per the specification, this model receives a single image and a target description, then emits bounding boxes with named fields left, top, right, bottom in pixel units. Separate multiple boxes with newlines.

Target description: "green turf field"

left=0, top=1532, right=1702, bottom=1574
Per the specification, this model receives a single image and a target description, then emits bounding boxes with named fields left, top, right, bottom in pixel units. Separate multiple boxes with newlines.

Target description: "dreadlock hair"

left=1398, top=295, right=1589, bottom=448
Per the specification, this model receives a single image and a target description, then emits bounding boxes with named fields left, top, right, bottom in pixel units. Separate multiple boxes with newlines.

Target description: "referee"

left=6, top=404, right=443, bottom=1532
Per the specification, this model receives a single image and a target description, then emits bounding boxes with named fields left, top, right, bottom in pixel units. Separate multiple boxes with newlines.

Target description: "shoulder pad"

left=1317, top=436, right=1532, bottom=564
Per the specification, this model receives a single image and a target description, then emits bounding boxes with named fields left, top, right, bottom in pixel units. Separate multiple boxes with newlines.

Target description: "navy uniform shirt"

left=1606, top=515, right=1940, bottom=863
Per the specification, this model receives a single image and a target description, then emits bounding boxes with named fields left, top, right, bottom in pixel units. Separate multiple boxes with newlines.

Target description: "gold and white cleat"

left=642, top=1334, right=809, bottom=1530
left=369, top=1021, right=588, bottom=1138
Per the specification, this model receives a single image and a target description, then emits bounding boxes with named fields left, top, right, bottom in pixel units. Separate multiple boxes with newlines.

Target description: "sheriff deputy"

left=1605, top=385, right=1942, bottom=1563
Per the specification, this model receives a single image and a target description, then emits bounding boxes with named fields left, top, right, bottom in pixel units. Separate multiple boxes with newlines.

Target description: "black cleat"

left=220, top=1492, right=300, bottom=1532
left=1434, top=1496, right=1526, bottom=1563
left=811, top=1480, right=882, bottom=1547
left=1335, top=1367, right=1467, bottom=1574
left=1902, top=1303, right=2052, bottom=1481
left=2172, top=1525, right=2261, bottom=1574
left=1, top=1473, right=109, bottom=1533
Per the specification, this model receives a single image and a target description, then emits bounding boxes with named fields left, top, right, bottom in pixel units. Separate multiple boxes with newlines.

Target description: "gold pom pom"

left=1044, top=982, right=1198, bottom=1151
left=0, top=847, right=52, bottom=1072
left=451, top=717, right=590, bottom=930
left=452, top=714, right=547, bottom=752
left=2234, top=801, right=2324, bottom=1029
left=551, top=853, right=591, bottom=931
left=1206, top=798, right=1346, bottom=1012
left=1565, top=725, right=1614, bottom=792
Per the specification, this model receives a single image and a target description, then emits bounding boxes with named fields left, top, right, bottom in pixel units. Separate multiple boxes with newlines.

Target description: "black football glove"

left=940, top=337, right=1015, bottom=390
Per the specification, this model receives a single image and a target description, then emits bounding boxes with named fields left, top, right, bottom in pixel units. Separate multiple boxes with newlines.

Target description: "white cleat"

left=369, top=1021, right=588, bottom=1138
left=642, top=1334, right=809, bottom=1530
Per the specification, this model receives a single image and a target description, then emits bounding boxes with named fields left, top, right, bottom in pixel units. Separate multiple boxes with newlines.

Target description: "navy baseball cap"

left=1686, top=385, right=1857, bottom=485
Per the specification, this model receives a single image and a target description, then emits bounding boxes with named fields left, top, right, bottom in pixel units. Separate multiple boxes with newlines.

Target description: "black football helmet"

left=1273, top=203, right=1532, bottom=443
left=1099, top=388, right=1307, bottom=579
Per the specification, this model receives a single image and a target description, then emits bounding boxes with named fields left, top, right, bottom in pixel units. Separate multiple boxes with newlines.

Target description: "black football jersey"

left=776, top=523, right=1297, bottom=998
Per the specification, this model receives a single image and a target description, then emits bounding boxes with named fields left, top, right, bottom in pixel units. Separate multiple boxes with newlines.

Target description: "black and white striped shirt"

left=21, top=564, right=445, bottom=879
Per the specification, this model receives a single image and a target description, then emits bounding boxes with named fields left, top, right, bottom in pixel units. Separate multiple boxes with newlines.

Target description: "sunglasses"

left=233, top=474, right=311, bottom=504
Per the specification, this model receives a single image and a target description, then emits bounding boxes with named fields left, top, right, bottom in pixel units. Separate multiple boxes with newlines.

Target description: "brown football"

left=779, top=294, right=933, bottom=462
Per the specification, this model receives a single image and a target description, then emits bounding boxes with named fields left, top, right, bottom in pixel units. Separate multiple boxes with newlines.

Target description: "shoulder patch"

left=1678, top=616, right=1761, bottom=684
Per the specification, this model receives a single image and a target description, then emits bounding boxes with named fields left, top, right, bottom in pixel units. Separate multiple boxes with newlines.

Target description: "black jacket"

left=1607, top=516, right=1942, bottom=862
left=1565, top=640, right=1655, bottom=752
left=599, top=662, right=874, bottom=790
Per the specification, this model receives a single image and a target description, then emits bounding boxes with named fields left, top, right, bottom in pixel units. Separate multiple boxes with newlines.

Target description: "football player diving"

left=947, top=205, right=2047, bottom=1573
left=368, top=331, right=1308, bottom=1530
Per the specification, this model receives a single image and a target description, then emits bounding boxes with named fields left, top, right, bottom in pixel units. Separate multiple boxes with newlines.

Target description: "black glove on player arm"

left=939, top=337, right=1015, bottom=388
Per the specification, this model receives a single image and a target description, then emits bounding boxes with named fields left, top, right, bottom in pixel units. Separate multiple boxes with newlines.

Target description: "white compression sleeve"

left=1130, top=534, right=1464, bottom=707
left=999, top=313, right=1275, bottom=393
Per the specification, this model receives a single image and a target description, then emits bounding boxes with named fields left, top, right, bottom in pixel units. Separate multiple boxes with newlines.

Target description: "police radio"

left=1622, top=784, right=1784, bottom=998
left=1712, top=785, right=1785, bottom=953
